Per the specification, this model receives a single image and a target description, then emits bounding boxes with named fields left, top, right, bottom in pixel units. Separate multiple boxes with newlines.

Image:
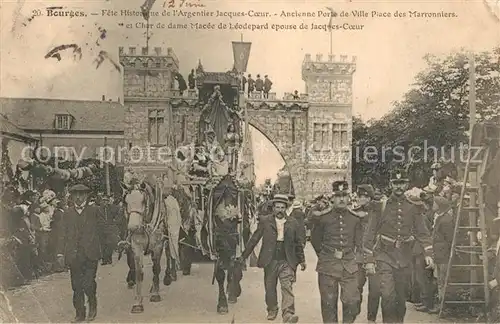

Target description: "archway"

left=244, top=123, right=295, bottom=195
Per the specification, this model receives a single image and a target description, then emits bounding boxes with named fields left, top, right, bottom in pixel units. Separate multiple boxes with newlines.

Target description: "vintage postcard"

left=0, top=0, right=499, bottom=323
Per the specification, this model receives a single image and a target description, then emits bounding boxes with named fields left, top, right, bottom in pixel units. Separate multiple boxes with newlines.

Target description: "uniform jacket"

left=432, top=208, right=455, bottom=264
left=241, top=214, right=305, bottom=270
left=363, top=194, right=433, bottom=268
left=58, top=204, right=103, bottom=265
left=310, top=207, right=363, bottom=277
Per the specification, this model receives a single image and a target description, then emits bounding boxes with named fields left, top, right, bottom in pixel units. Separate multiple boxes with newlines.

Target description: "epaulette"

left=405, top=195, right=425, bottom=206
left=311, top=206, right=333, bottom=217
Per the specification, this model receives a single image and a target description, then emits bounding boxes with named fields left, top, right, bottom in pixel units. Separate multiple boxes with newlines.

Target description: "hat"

left=271, top=193, right=290, bottom=205
left=332, top=181, right=349, bottom=196
left=390, top=170, right=409, bottom=182
left=68, top=184, right=91, bottom=193
left=357, top=184, right=375, bottom=199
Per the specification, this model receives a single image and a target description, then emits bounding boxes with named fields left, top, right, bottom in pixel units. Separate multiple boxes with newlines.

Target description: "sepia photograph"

left=0, top=0, right=499, bottom=322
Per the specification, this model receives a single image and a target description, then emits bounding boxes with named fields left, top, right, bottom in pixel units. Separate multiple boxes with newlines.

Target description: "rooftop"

left=0, top=97, right=125, bottom=132
left=0, top=113, right=36, bottom=141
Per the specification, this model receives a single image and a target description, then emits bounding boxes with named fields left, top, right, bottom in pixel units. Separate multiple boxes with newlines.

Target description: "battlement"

left=301, top=53, right=356, bottom=79
left=119, top=46, right=179, bottom=70
left=118, top=46, right=176, bottom=57
left=303, top=53, right=357, bottom=64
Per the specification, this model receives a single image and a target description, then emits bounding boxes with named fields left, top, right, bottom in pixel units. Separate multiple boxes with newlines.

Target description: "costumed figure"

left=198, top=85, right=241, bottom=149
left=224, top=123, right=241, bottom=172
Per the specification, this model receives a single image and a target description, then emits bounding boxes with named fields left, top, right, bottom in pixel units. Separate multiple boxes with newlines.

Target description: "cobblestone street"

left=3, top=245, right=448, bottom=323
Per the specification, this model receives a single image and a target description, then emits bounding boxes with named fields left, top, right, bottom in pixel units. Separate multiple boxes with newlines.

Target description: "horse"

left=120, top=179, right=177, bottom=313
left=210, top=175, right=244, bottom=314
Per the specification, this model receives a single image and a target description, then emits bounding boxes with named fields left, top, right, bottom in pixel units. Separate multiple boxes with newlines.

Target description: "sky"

left=1, top=0, right=499, bottom=184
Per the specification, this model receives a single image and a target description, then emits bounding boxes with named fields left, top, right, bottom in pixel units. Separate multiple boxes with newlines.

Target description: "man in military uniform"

left=363, top=170, right=434, bottom=323
left=310, top=181, right=363, bottom=323
left=351, top=184, right=382, bottom=322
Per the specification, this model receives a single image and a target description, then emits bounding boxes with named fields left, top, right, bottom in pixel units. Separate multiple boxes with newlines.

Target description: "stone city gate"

left=119, top=46, right=355, bottom=199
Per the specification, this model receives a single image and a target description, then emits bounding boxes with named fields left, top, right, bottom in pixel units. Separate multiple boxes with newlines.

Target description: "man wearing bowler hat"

left=310, top=180, right=363, bottom=324
left=363, top=170, right=434, bottom=323
left=239, top=193, right=306, bottom=323
left=57, top=184, right=103, bottom=322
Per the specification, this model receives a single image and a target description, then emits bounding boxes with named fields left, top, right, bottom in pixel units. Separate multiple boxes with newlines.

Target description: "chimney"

left=102, top=95, right=105, bottom=101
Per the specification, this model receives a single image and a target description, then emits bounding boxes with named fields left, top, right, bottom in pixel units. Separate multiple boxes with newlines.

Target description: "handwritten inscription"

left=164, top=0, right=206, bottom=8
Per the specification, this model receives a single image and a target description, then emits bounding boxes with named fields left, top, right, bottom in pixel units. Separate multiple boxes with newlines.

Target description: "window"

left=54, top=114, right=72, bottom=130
left=291, top=117, right=296, bottom=144
left=313, top=123, right=331, bottom=151
left=333, top=123, right=349, bottom=150
left=148, top=109, right=167, bottom=145
left=321, top=123, right=330, bottom=150
left=340, top=124, right=349, bottom=150
left=129, top=47, right=136, bottom=55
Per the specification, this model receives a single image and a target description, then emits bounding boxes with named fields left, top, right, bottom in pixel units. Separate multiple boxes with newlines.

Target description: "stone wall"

left=245, top=103, right=309, bottom=198
left=302, top=53, right=356, bottom=198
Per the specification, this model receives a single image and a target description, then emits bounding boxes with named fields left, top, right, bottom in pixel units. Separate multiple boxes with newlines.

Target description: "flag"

left=140, top=0, right=156, bottom=20
left=232, top=42, right=252, bottom=73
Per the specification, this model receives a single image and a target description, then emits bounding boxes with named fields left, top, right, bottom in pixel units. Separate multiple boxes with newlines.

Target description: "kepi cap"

left=332, top=181, right=349, bottom=196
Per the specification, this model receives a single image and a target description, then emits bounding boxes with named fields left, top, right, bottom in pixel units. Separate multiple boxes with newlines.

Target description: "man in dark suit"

left=57, top=184, right=102, bottom=322
left=240, top=193, right=306, bottom=323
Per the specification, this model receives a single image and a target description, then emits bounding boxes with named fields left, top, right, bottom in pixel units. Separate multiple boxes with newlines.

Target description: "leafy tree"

left=352, top=47, right=500, bottom=189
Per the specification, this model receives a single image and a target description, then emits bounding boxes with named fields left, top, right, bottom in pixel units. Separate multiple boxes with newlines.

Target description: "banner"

left=232, top=42, right=252, bottom=73
left=140, top=0, right=157, bottom=20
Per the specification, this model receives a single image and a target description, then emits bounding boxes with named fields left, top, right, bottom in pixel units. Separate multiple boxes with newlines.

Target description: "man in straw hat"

left=363, top=170, right=434, bottom=323
left=57, top=184, right=102, bottom=322
left=310, top=180, right=363, bottom=323
left=239, top=193, right=306, bottom=323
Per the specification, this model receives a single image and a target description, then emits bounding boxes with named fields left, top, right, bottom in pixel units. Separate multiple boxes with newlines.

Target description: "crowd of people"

left=244, top=158, right=499, bottom=323
left=0, top=185, right=125, bottom=290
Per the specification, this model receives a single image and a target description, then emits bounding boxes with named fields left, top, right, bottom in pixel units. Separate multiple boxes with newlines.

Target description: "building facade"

left=119, top=46, right=355, bottom=199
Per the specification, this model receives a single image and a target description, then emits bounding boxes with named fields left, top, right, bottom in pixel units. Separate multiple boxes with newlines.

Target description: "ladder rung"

left=455, top=245, right=483, bottom=249
left=444, top=300, right=486, bottom=304
left=465, top=186, right=480, bottom=191
left=451, top=264, right=484, bottom=268
left=458, top=226, right=481, bottom=231
left=461, top=206, right=480, bottom=212
left=448, top=283, right=485, bottom=286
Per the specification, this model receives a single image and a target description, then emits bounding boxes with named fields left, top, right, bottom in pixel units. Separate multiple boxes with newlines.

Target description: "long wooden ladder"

left=438, top=126, right=493, bottom=318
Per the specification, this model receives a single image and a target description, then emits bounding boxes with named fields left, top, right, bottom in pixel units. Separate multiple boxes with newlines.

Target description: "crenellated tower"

left=118, top=46, right=180, bottom=175
left=302, top=53, right=356, bottom=198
